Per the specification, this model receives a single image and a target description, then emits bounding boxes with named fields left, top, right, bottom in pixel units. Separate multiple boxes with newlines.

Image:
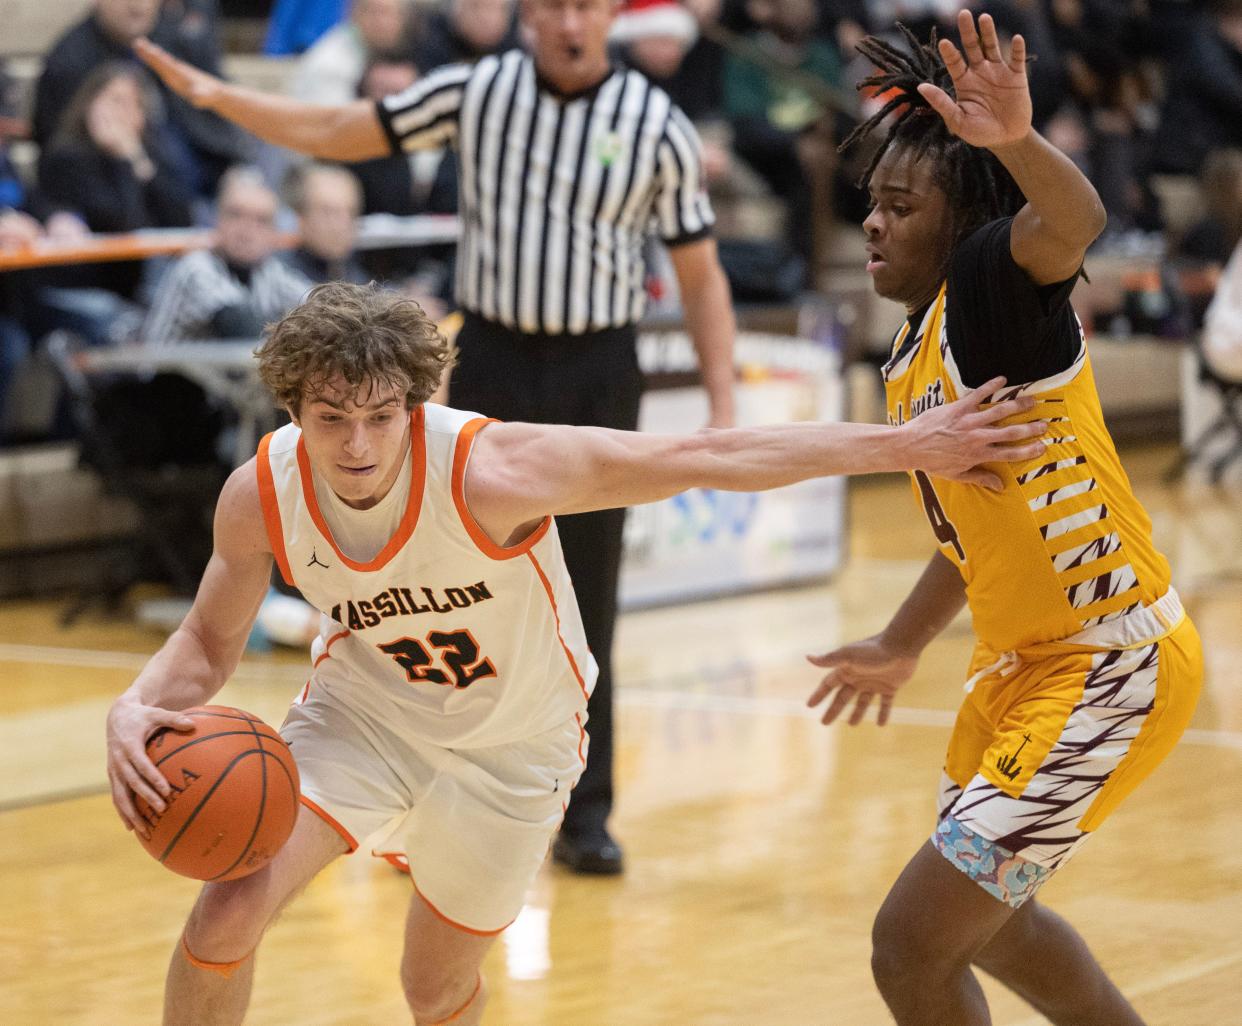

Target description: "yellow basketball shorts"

left=933, top=616, right=1202, bottom=907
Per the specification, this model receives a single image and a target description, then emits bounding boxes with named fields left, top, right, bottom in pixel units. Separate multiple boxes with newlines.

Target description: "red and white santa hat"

left=610, top=0, right=699, bottom=45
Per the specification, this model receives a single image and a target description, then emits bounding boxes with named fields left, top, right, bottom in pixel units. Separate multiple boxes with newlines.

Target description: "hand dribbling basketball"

left=109, top=701, right=300, bottom=881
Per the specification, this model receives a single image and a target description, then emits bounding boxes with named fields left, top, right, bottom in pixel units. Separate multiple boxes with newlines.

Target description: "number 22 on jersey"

left=379, top=630, right=498, bottom=689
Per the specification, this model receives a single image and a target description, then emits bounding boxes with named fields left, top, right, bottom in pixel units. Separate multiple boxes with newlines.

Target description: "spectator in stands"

left=415, top=0, right=519, bottom=71
left=1180, top=149, right=1242, bottom=270
left=612, top=0, right=732, bottom=184
left=0, top=204, right=92, bottom=440
left=0, top=209, right=40, bottom=443
left=142, top=166, right=310, bottom=345
left=349, top=55, right=458, bottom=222
left=722, top=0, right=843, bottom=274
left=3, top=57, right=93, bottom=438
left=38, top=64, right=194, bottom=302
left=659, top=0, right=728, bottom=122
left=1044, top=0, right=1160, bottom=236
left=32, top=0, right=249, bottom=198
left=1, top=62, right=29, bottom=218
left=162, top=0, right=225, bottom=70
left=281, top=163, right=369, bottom=285
left=1152, top=0, right=1242, bottom=177
left=287, top=0, right=417, bottom=105
left=613, top=0, right=700, bottom=92
left=265, top=0, right=349, bottom=56
left=1172, top=149, right=1242, bottom=324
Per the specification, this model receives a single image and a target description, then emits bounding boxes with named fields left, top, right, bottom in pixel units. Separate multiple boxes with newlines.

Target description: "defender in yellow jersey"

left=807, top=13, right=1201, bottom=1026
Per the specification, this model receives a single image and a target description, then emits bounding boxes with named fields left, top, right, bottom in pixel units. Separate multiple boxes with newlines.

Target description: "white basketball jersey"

left=256, top=403, right=597, bottom=748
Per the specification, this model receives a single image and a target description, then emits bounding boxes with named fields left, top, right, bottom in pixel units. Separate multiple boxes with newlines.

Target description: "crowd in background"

left=2, top=0, right=1242, bottom=451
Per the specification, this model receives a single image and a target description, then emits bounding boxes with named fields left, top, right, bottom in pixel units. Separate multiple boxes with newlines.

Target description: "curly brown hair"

left=257, top=282, right=454, bottom=413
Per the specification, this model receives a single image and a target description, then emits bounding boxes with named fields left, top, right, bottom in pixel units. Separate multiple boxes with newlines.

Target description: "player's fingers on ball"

left=131, top=747, right=172, bottom=796
left=121, top=760, right=166, bottom=813
left=109, top=779, right=142, bottom=834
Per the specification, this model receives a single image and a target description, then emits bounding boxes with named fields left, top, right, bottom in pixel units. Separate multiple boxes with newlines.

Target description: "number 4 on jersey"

left=914, top=470, right=966, bottom=562
left=380, top=630, right=498, bottom=689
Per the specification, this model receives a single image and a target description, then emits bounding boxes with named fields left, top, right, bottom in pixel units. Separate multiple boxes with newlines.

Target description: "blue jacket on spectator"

left=264, top=0, right=348, bottom=55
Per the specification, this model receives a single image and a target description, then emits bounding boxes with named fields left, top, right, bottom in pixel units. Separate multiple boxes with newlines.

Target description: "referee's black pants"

left=448, top=312, right=643, bottom=839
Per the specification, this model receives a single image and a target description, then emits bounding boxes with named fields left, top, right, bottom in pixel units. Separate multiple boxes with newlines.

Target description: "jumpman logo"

left=307, top=549, right=330, bottom=569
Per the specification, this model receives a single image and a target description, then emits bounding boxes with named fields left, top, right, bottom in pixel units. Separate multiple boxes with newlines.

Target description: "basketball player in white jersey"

left=105, top=282, right=1048, bottom=1026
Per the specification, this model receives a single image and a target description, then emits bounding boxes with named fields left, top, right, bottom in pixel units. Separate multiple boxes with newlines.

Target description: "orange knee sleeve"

left=180, top=934, right=253, bottom=980
left=429, top=973, right=482, bottom=1025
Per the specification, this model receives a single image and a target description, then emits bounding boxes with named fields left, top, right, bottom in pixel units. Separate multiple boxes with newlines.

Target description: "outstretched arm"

left=134, top=38, right=390, bottom=161
left=917, top=11, right=1107, bottom=284
left=464, top=376, right=1046, bottom=545
left=105, top=462, right=275, bottom=835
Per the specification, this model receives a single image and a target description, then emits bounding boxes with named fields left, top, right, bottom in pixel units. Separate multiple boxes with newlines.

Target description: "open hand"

left=106, top=697, right=196, bottom=837
left=134, top=37, right=224, bottom=110
left=806, top=635, right=918, bottom=726
left=917, top=11, right=1032, bottom=151
left=902, top=375, right=1046, bottom=489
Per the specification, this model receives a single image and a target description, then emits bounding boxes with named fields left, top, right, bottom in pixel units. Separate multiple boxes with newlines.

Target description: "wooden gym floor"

left=1, top=443, right=1239, bottom=1026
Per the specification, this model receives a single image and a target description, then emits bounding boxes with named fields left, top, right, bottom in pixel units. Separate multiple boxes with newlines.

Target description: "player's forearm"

left=991, top=129, right=1106, bottom=249
left=879, top=552, right=968, bottom=657
left=122, top=621, right=245, bottom=711
left=684, top=420, right=918, bottom=491
left=207, top=85, right=384, bottom=161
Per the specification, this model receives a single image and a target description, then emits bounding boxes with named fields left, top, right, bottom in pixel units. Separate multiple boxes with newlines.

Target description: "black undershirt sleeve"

left=945, top=218, right=1082, bottom=388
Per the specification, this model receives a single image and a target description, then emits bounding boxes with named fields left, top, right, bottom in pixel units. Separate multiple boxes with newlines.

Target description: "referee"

left=138, top=0, right=737, bottom=876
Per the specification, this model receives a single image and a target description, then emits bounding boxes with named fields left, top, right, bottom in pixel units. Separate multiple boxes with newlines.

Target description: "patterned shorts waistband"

left=1061, top=587, right=1184, bottom=650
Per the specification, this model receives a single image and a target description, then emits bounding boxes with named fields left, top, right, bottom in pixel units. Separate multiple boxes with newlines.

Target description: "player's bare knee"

left=871, top=904, right=956, bottom=990
left=185, top=880, right=272, bottom=959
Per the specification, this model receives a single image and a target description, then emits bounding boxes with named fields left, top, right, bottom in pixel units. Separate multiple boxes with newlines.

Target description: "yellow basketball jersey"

left=883, top=283, right=1172, bottom=652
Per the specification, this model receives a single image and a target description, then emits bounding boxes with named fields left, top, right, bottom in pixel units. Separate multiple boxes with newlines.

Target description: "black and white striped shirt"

left=143, top=249, right=312, bottom=346
left=376, top=50, right=714, bottom=335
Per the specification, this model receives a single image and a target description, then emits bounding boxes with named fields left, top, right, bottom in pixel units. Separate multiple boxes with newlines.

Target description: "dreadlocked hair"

left=840, top=23, right=1026, bottom=252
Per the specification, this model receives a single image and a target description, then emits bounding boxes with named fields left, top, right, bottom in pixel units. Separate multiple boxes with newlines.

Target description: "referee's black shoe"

left=552, top=828, right=624, bottom=875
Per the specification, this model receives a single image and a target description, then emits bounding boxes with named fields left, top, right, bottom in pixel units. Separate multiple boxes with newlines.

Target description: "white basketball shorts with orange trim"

left=281, top=680, right=587, bottom=934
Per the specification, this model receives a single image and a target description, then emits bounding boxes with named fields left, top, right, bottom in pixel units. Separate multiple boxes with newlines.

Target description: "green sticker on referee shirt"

left=595, top=132, right=623, bottom=167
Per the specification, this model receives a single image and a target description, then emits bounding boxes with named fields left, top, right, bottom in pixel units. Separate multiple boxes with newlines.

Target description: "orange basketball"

left=134, top=705, right=300, bottom=882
